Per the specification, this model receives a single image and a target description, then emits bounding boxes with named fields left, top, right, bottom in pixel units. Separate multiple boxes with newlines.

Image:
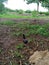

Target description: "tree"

left=42, top=0, right=49, bottom=11
left=24, top=0, right=45, bottom=12
left=0, top=3, right=4, bottom=13
left=0, top=0, right=7, bottom=3
left=0, top=0, right=8, bottom=13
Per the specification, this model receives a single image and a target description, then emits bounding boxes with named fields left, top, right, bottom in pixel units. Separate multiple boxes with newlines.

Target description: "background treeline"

left=2, top=8, right=49, bottom=16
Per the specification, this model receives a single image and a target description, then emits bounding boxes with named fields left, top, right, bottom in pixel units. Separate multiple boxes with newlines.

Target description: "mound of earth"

left=29, top=50, right=49, bottom=65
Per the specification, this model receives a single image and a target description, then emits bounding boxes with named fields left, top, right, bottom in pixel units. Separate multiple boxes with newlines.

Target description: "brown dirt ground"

left=0, top=18, right=49, bottom=65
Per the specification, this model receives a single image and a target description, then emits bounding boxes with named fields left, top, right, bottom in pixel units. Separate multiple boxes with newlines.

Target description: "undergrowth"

left=0, top=21, right=49, bottom=37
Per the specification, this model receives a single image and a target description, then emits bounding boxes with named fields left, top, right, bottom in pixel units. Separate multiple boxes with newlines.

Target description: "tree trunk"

left=37, top=2, right=39, bottom=12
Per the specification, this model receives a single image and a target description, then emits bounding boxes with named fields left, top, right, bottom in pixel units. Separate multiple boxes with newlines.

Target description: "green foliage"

left=25, top=10, right=32, bottom=13
left=25, top=0, right=48, bottom=11
left=0, top=0, right=7, bottom=3
left=0, top=21, right=16, bottom=26
left=12, top=32, right=22, bottom=37
left=1, top=12, right=49, bottom=19
left=16, top=43, right=24, bottom=49
left=32, top=11, right=39, bottom=17
left=24, top=0, right=45, bottom=11
left=39, top=12, right=49, bottom=16
left=25, top=0, right=35, bottom=4
left=0, top=21, right=49, bottom=37
left=12, top=22, right=49, bottom=37
left=14, top=51, right=21, bottom=58
left=0, top=48, right=2, bottom=54
left=44, top=12, right=49, bottom=16
left=41, top=0, right=49, bottom=10
left=15, top=9, right=19, bottom=12
left=28, top=38, right=33, bottom=43
left=25, top=0, right=46, bottom=4
left=14, top=51, right=23, bottom=58
left=36, top=27, right=49, bottom=37
left=0, top=0, right=8, bottom=14
left=39, top=12, right=45, bottom=14
left=0, top=13, right=32, bottom=18
left=5, top=8, right=15, bottom=12
left=16, top=9, right=24, bottom=14
left=25, top=0, right=39, bottom=11
left=0, top=3, right=4, bottom=14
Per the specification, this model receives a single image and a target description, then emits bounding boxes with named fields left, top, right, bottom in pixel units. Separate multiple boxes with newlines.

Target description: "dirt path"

left=0, top=18, right=49, bottom=24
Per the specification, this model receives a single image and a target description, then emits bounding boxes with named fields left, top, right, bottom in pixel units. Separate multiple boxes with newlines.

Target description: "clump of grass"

left=32, top=11, right=39, bottom=18
left=28, top=38, right=33, bottom=43
left=12, top=32, right=22, bottom=37
left=0, top=48, right=2, bottom=54
left=0, top=21, right=16, bottom=26
left=14, top=51, right=23, bottom=59
left=16, top=43, right=24, bottom=49
left=36, top=27, right=49, bottom=37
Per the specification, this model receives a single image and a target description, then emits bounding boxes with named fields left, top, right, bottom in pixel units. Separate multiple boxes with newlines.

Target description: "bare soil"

left=0, top=18, right=49, bottom=65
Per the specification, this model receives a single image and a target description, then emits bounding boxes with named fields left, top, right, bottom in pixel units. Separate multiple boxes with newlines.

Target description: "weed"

left=14, top=51, right=23, bottom=59
left=36, top=27, right=49, bottom=37
left=16, top=43, right=24, bottom=49
left=12, top=32, right=22, bottom=37
left=0, top=21, right=16, bottom=26
left=0, top=48, right=2, bottom=54
left=28, top=38, right=33, bottom=43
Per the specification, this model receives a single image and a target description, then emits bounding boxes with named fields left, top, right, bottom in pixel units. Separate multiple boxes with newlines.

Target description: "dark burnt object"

left=23, top=34, right=28, bottom=44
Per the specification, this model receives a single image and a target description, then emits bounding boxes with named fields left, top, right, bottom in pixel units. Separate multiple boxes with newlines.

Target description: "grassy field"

left=0, top=13, right=32, bottom=18
left=0, top=11, right=49, bottom=65
left=0, top=20, right=49, bottom=65
left=0, top=13, right=49, bottom=19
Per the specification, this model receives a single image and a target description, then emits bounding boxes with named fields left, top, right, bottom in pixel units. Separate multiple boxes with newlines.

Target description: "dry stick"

left=20, top=60, right=22, bottom=65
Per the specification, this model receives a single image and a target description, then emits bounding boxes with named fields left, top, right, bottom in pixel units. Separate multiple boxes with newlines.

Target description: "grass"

left=0, top=48, right=2, bottom=54
left=16, top=43, right=24, bottom=49
left=0, top=21, right=16, bottom=26
left=0, top=20, right=49, bottom=65
left=0, top=13, right=32, bottom=18
left=0, top=13, right=49, bottom=19
left=0, top=21, right=49, bottom=37
left=14, top=50, right=23, bottom=59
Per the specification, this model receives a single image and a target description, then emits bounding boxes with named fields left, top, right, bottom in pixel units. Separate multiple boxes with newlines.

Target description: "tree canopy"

left=24, top=0, right=48, bottom=11
left=0, top=0, right=7, bottom=3
left=0, top=0, right=8, bottom=13
left=0, top=3, right=4, bottom=13
left=42, top=0, right=49, bottom=11
left=25, top=0, right=46, bottom=4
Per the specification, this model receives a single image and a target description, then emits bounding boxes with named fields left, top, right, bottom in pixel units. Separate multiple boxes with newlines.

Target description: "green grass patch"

left=0, top=21, right=49, bottom=37
left=12, top=22, right=49, bottom=37
left=14, top=51, right=23, bottom=59
left=16, top=43, right=24, bottom=49
left=0, top=13, right=49, bottom=19
left=0, top=21, right=16, bottom=26
left=0, top=13, right=32, bottom=18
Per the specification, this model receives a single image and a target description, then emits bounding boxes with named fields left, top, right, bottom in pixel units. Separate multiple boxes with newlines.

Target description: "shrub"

left=39, top=12, right=49, bottom=16
left=25, top=10, right=32, bottom=13
left=32, top=10, right=38, bottom=17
